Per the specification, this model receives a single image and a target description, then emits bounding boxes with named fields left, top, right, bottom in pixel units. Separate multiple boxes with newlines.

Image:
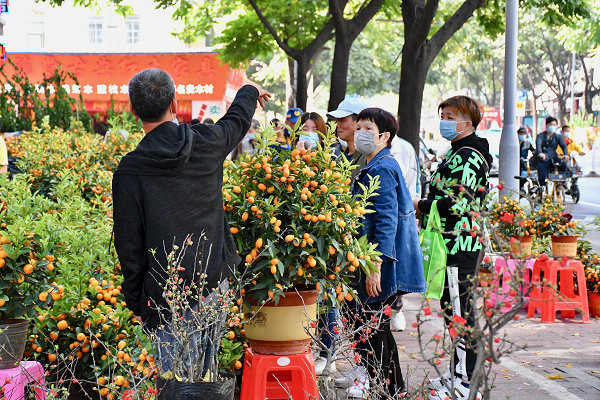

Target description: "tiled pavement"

left=394, top=293, right=600, bottom=399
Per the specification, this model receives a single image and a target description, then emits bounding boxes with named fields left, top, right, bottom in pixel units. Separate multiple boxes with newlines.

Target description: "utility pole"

left=499, top=0, right=519, bottom=199
left=570, top=51, right=576, bottom=118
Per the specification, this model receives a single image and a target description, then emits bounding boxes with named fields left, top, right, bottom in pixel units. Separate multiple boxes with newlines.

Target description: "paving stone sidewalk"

left=394, top=294, right=600, bottom=400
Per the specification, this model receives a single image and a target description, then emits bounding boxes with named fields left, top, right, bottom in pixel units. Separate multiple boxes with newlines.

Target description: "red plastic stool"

left=489, top=257, right=535, bottom=312
left=240, top=348, right=318, bottom=400
left=527, top=257, right=590, bottom=323
left=0, top=361, right=47, bottom=400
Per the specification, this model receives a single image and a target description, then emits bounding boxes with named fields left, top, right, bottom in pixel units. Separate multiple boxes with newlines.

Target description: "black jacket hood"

left=114, top=121, right=194, bottom=176
left=452, top=132, right=494, bottom=169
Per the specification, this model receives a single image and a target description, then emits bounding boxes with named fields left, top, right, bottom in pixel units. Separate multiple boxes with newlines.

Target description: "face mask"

left=171, top=109, right=178, bottom=125
left=338, top=137, right=348, bottom=148
left=563, top=132, right=570, bottom=139
left=354, top=130, right=381, bottom=155
left=518, top=135, right=526, bottom=141
left=439, top=120, right=468, bottom=141
left=298, top=131, right=320, bottom=149
left=547, top=125, right=557, bottom=134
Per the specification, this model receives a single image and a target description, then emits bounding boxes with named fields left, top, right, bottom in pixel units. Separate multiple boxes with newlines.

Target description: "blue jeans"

left=537, top=158, right=552, bottom=186
left=318, top=298, right=340, bottom=358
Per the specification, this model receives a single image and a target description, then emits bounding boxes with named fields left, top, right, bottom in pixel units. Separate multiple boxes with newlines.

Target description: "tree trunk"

left=397, top=53, right=430, bottom=153
left=328, top=35, right=352, bottom=112
left=295, top=57, right=310, bottom=111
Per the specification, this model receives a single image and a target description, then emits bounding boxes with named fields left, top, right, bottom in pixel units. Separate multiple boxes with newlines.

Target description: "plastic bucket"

left=157, top=373, right=235, bottom=400
left=0, top=319, right=29, bottom=370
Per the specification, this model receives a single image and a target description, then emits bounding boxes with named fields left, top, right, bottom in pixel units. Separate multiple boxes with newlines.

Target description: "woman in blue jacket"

left=342, top=107, right=426, bottom=398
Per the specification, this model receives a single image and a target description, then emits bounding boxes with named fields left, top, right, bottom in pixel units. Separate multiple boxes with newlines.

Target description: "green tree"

left=557, top=1, right=600, bottom=115
left=396, top=0, right=589, bottom=152
left=518, top=14, right=575, bottom=124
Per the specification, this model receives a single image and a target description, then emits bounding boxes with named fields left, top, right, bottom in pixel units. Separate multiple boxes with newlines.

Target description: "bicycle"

left=515, top=158, right=544, bottom=208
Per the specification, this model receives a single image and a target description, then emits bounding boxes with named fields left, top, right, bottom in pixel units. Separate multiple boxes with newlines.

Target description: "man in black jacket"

left=536, top=116, right=569, bottom=186
left=113, top=68, right=270, bottom=334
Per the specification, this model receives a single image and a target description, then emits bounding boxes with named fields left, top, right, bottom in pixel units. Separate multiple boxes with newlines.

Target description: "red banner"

left=3, top=52, right=237, bottom=103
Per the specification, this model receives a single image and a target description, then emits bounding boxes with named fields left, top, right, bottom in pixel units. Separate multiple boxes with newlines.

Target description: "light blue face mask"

left=439, top=119, right=468, bottom=141
left=298, top=131, right=320, bottom=149
left=563, top=132, right=570, bottom=139
left=338, top=137, right=348, bottom=148
left=547, top=125, right=558, bottom=134
left=518, top=134, right=526, bottom=141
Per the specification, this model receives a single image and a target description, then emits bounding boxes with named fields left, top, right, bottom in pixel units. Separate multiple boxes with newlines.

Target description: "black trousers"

left=351, top=294, right=406, bottom=396
left=440, top=266, right=477, bottom=381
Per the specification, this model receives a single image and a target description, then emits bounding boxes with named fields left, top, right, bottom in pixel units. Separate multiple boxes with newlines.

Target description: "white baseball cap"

left=327, top=98, right=371, bottom=119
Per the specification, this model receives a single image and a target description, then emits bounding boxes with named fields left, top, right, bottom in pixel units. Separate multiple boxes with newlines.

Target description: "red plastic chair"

left=489, top=257, right=535, bottom=312
left=0, top=361, right=47, bottom=400
left=240, top=348, right=318, bottom=400
left=527, top=257, right=590, bottom=323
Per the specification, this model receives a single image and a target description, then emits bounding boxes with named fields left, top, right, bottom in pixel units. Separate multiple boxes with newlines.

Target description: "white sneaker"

left=346, top=376, right=370, bottom=399
left=427, top=370, right=452, bottom=391
left=428, top=376, right=481, bottom=400
left=390, top=310, right=406, bottom=331
left=334, top=366, right=367, bottom=388
left=314, top=356, right=336, bottom=376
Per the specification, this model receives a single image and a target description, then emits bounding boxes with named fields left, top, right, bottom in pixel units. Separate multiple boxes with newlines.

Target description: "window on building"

left=27, top=22, right=45, bottom=49
left=89, top=18, right=103, bottom=44
left=125, top=17, right=139, bottom=44
left=204, top=28, right=215, bottom=47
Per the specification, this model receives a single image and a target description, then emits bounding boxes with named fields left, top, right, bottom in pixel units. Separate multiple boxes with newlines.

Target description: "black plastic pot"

left=157, top=373, right=236, bottom=400
left=0, top=319, right=29, bottom=370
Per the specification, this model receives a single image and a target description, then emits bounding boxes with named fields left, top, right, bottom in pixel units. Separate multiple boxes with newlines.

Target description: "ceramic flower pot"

left=0, top=319, right=28, bottom=370
left=510, top=235, right=533, bottom=258
left=244, top=288, right=317, bottom=355
left=551, top=235, right=578, bottom=258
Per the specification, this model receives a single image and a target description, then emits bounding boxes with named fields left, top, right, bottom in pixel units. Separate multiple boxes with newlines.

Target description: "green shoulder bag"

left=419, top=201, right=447, bottom=299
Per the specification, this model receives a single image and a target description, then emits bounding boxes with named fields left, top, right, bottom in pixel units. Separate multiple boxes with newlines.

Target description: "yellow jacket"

left=557, top=139, right=584, bottom=155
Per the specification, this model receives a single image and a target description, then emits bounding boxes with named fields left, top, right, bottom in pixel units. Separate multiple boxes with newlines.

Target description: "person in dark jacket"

left=112, top=68, right=270, bottom=370
left=536, top=116, right=569, bottom=186
left=413, top=96, right=491, bottom=400
left=518, top=127, right=536, bottom=176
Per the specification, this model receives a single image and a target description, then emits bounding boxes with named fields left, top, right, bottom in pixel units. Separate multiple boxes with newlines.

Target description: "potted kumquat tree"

left=490, top=198, right=535, bottom=258
left=532, top=198, right=583, bottom=258
left=223, top=125, right=381, bottom=355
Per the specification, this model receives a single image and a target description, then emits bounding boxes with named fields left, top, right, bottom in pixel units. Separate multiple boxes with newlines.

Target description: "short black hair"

left=517, top=127, right=527, bottom=134
left=128, top=68, right=175, bottom=123
left=251, top=119, right=260, bottom=130
left=561, top=125, right=570, bottom=131
left=546, top=116, right=557, bottom=125
left=357, top=107, right=399, bottom=148
left=190, top=119, right=200, bottom=125
left=203, top=118, right=215, bottom=124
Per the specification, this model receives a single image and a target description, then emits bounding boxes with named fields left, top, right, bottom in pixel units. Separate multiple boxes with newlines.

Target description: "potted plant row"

left=223, top=126, right=381, bottom=355
left=0, top=191, right=60, bottom=370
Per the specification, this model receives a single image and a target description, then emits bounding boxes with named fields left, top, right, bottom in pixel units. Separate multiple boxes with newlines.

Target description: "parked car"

left=476, top=128, right=500, bottom=177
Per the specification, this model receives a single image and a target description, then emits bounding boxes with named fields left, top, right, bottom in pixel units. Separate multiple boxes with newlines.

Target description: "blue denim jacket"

left=352, top=148, right=427, bottom=304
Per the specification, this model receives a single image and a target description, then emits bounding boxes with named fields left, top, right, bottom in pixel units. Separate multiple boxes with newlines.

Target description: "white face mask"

left=171, top=109, right=178, bottom=125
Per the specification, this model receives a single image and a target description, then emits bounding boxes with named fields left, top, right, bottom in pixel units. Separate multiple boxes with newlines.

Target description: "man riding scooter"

left=536, top=116, right=569, bottom=187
